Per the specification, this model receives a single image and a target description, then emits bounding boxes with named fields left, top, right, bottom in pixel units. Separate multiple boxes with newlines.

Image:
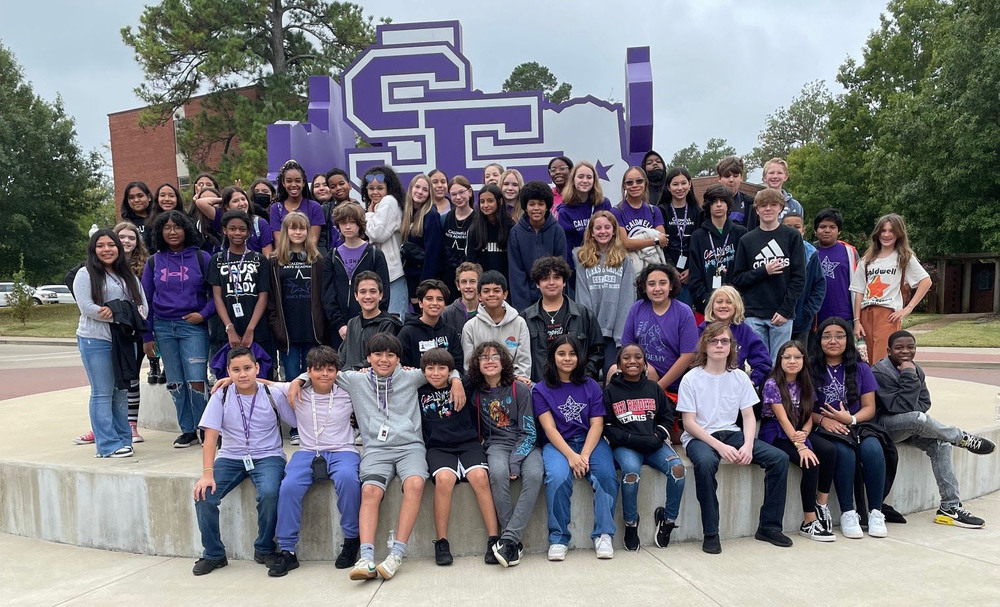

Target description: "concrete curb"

left=0, top=336, right=77, bottom=346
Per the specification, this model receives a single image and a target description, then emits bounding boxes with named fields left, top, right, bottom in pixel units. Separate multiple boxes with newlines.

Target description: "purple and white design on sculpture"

left=267, top=21, right=654, bottom=196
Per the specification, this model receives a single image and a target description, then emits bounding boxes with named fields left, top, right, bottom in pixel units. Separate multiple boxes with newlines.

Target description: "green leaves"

left=669, top=138, right=737, bottom=177
left=502, top=62, right=573, bottom=104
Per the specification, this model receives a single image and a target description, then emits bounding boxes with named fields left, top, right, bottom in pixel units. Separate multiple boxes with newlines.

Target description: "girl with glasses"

left=361, top=165, right=407, bottom=319
left=441, top=175, right=475, bottom=300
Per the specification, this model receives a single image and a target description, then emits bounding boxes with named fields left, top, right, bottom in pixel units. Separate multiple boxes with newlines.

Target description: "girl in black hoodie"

left=604, top=344, right=686, bottom=552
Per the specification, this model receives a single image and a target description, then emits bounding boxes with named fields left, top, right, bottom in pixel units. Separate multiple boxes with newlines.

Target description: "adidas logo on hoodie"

left=751, top=239, right=790, bottom=270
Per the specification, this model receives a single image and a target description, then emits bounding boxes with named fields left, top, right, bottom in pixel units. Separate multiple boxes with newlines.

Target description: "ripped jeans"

left=613, top=444, right=686, bottom=524
left=154, top=318, right=209, bottom=434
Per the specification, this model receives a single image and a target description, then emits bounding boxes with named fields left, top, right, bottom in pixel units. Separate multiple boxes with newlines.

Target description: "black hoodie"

left=642, top=150, right=667, bottom=207
left=338, top=311, right=402, bottom=370
left=687, top=217, right=748, bottom=312
left=603, top=373, right=675, bottom=453
left=396, top=314, right=464, bottom=373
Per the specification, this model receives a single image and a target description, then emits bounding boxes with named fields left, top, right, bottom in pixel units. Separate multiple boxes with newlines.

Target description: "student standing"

left=361, top=166, right=407, bottom=320
left=319, top=168, right=355, bottom=254
left=612, top=166, right=668, bottom=268
left=441, top=261, right=482, bottom=335
left=268, top=160, right=325, bottom=247
left=641, top=151, right=667, bottom=207
left=761, top=158, right=804, bottom=220
left=730, top=187, right=806, bottom=361
left=657, top=167, right=701, bottom=302
left=396, top=279, right=464, bottom=373
left=193, top=186, right=274, bottom=257
left=851, top=213, right=931, bottom=364
left=783, top=212, right=826, bottom=346
left=461, top=271, right=532, bottom=381
left=715, top=156, right=757, bottom=228
left=534, top=335, right=619, bottom=561
left=547, top=155, right=572, bottom=213
left=429, top=169, right=451, bottom=222
left=508, top=182, right=567, bottom=311
left=482, top=163, right=504, bottom=187
left=557, top=161, right=612, bottom=267
left=604, top=344, right=685, bottom=551
left=338, top=271, right=402, bottom=371
left=73, top=229, right=148, bottom=458
left=574, top=211, right=635, bottom=374
left=813, top=208, right=858, bottom=325
left=120, top=181, right=153, bottom=246
left=116, top=221, right=154, bottom=441
left=466, top=341, right=542, bottom=568
left=142, top=210, right=215, bottom=448
left=441, top=176, right=475, bottom=298
left=677, top=323, right=792, bottom=554
left=467, top=184, right=512, bottom=277
left=400, top=174, right=443, bottom=305
left=698, top=286, right=772, bottom=390
left=688, top=184, right=747, bottom=315
left=499, top=169, right=525, bottom=222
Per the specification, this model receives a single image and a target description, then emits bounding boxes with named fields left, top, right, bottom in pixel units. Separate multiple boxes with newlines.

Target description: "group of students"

left=71, top=151, right=995, bottom=575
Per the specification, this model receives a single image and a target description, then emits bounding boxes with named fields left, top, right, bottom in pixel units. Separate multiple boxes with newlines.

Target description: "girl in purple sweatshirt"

left=141, top=210, right=215, bottom=448
left=697, top=286, right=772, bottom=390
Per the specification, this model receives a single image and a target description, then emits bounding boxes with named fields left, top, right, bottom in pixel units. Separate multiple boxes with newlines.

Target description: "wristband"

left=225, top=323, right=235, bottom=331
left=850, top=414, right=857, bottom=426
left=203, top=467, right=214, bottom=472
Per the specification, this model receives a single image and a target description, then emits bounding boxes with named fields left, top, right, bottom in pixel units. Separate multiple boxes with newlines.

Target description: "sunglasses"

left=365, top=173, right=386, bottom=184
left=625, top=178, right=646, bottom=186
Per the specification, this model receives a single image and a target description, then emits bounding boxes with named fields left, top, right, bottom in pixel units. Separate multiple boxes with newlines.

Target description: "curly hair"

left=149, top=210, right=201, bottom=253
left=530, top=256, right=572, bottom=285
left=466, top=341, right=516, bottom=392
left=276, top=159, right=312, bottom=202
left=635, top=263, right=682, bottom=300
left=360, top=165, right=405, bottom=211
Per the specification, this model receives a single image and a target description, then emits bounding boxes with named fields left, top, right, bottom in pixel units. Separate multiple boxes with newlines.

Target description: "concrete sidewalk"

left=3, top=494, right=1000, bottom=607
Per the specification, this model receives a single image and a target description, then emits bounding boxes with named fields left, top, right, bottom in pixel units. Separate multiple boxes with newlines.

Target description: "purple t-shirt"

left=759, top=378, right=810, bottom=445
left=268, top=199, right=326, bottom=234
left=532, top=378, right=605, bottom=441
left=816, top=242, right=854, bottom=323
left=814, top=361, right=878, bottom=415
left=557, top=198, right=612, bottom=257
left=212, top=211, right=274, bottom=254
left=612, top=201, right=664, bottom=238
left=199, top=382, right=296, bottom=460
left=621, top=299, right=699, bottom=389
left=337, top=242, right=366, bottom=280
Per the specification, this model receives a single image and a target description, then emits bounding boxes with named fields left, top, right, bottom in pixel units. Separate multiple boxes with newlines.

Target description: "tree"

left=8, top=255, right=35, bottom=324
left=750, top=80, right=834, bottom=169
left=669, top=138, right=737, bottom=177
left=122, top=0, right=381, bottom=184
left=0, top=45, right=106, bottom=283
left=502, top=62, right=573, bottom=104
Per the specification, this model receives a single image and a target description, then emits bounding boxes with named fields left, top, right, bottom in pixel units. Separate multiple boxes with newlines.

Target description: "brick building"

left=108, top=87, right=256, bottom=216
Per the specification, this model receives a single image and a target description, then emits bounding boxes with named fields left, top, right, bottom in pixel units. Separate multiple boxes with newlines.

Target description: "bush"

left=8, top=255, right=35, bottom=324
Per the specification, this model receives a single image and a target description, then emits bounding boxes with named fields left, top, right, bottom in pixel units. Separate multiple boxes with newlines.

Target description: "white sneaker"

left=376, top=553, right=403, bottom=580
left=547, top=544, right=568, bottom=561
left=840, top=510, right=864, bottom=539
left=868, top=509, right=888, bottom=538
left=349, top=557, right=376, bottom=581
left=594, top=534, right=614, bottom=559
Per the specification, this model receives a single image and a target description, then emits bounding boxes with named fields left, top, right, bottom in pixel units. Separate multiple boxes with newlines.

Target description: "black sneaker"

left=816, top=503, right=834, bottom=533
left=654, top=507, right=676, bottom=548
left=702, top=534, right=721, bottom=554
left=755, top=528, right=793, bottom=547
left=157, top=372, right=166, bottom=384
left=434, top=538, right=453, bottom=566
left=289, top=428, right=300, bottom=446
left=935, top=505, right=986, bottom=529
left=485, top=536, right=500, bottom=565
left=623, top=520, right=640, bottom=552
left=267, top=550, right=298, bottom=577
left=254, top=550, right=276, bottom=567
left=493, top=539, right=522, bottom=568
left=336, top=537, right=360, bottom=569
left=881, top=503, right=907, bottom=524
left=960, top=433, right=996, bottom=455
left=173, top=432, right=200, bottom=448
left=192, top=556, right=228, bottom=575
left=147, top=359, right=160, bottom=385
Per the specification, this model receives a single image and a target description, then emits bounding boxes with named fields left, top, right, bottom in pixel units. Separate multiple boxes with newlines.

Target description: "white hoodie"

left=461, top=302, right=532, bottom=378
left=365, top=194, right=403, bottom=281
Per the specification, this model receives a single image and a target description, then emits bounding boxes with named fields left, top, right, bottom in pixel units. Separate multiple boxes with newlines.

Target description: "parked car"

left=37, top=284, right=76, bottom=305
left=0, top=282, right=58, bottom=306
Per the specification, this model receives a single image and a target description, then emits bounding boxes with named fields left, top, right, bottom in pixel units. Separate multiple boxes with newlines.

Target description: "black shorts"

left=426, top=441, right=488, bottom=481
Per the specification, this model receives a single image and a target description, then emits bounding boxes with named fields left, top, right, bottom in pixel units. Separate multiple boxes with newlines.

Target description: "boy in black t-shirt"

left=419, top=347, right=499, bottom=566
left=207, top=210, right=274, bottom=375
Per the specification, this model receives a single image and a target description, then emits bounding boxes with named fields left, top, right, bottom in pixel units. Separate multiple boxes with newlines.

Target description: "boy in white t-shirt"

left=676, top=322, right=791, bottom=555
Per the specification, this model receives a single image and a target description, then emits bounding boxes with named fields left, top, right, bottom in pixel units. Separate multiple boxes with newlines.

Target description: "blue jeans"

left=77, top=337, right=131, bottom=456
left=542, top=435, right=618, bottom=545
left=388, top=277, right=408, bottom=321
left=685, top=431, right=789, bottom=536
left=613, top=444, right=685, bottom=524
left=154, top=318, right=209, bottom=433
left=744, top=316, right=793, bottom=363
left=832, top=437, right=886, bottom=512
left=280, top=343, right=313, bottom=381
left=195, top=455, right=285, bottom=559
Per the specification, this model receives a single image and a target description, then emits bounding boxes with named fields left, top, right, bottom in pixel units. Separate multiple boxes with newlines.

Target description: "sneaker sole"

left=173, top=441, right=200, bottom=448
left=799, top=530, right=836, bottom=542
left=349, top=568, right=377, bottom=581
left=842, top=531, right=864, bottom=539
left=934, top=514, right=985, bottom=529
left=73, top=437, right=95, bottom=445
left=375, top=564, right=396, bottom=579
left=596, top=551, right=614, bottom=559
left=131, top=436, right=145, bottom=443
left=109, top=450, right=133, bottom=458
left=547, top=552, right=566, bottom=562
left=493, top=547, right=511, bottom=568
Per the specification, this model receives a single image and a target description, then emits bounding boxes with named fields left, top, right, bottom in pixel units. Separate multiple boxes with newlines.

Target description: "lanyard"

left=310, top=390, right=334, bottom=452
left=709, top=229, right=731, bottom=273
left=669, top=203, right=690, bottom=248
left=227, top=249, right=248, bottom=293
left=107, top=273, right=131, bottom=301
left=235, top=389, right=259, bottom=454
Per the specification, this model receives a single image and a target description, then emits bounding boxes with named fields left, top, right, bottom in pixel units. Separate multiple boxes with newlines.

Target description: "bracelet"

left=797, top=447, right=806, bottom=452
left=203, top=467, right=214, bottom=472
left=225, top=323, right=234, bottom=331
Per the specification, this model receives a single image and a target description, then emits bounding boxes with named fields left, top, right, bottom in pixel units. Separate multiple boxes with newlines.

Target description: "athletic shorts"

left=427, top=441, right=488, bottom=482
left=360, top=447, right=428, bottom=490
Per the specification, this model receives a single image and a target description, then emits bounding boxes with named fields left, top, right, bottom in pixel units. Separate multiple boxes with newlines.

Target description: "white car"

left=0, top=282, right=58, bottom=306
left=37, top=284, right=76, bottom=305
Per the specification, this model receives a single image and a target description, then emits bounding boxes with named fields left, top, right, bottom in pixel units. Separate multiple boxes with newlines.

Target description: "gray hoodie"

left=461, top=303, right=532, bottom=378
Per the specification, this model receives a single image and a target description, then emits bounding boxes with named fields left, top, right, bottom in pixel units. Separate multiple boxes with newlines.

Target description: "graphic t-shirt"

left=662, top=201, right=699, bottom=267
left=621, top=299, right=698, bottom=389
left=816, top=242, right=854, bottom=322
left=850, top=250, right=929, bottom=312
left=279, top=253, right=313, bottom=343
left=759, top=378, right=806, bottom=444
left=814, top=361, right=878, bottom=415
left=337, top=243, right=366, bottom=281
left=206, top=249, right=271, bottom=339
left=612, top=201, right=664, bottom=238
left=541, top=299, right=569, bottom=343
left=532, top=378, right=605, bottom=441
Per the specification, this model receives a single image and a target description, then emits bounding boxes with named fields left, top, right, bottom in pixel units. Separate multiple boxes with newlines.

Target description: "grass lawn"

left=916, top=318, right=1000, bottom=348
left=0, top=304, right=79, bottom=338
left=902, top=313, right=943, bottom=329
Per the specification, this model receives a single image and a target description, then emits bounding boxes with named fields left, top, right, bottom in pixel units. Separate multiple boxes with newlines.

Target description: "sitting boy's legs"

left=487, top=444, right=542, bottom=544
left=248, top=456, right=285, bottom=558
left=275, top=450, right=318, bottom=553
left=684, top=438, right=723, bottom=536
left=196, top=458, right=251, bottom=560
left=432, top=468, right=459, bottom=542
left=880, top=411, right=962, bottom=445
left=327, top=451, right=362, bottom=541
left=906, top=436, right=960, bottom=510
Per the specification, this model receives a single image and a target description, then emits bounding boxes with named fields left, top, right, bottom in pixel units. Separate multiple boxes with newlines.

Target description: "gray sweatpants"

left=879, top=411, right=963, bottom=509
left=486, top=443, right=543, bottom=544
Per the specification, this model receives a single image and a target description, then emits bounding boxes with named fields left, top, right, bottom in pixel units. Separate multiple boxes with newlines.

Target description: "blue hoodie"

left=141, top=245, right=215, bottom=341
left=507, top=213, right=567, bottom=311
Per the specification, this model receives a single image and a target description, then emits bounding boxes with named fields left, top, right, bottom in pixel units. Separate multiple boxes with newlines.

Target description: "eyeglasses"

left=478, top=354, right=502, bottom=362
left=548, top=165, right=569, bottom=174
left=163, top=224, right=183, bottom=233
left=708, top=338, right=731, bottom=346
left=821, top=333, right=848, bottom=342
left=365, top=173, right=386, bottom=184
left=625, top=178, right=646, bottom=186
left=781, top=354, right=804, bottom=361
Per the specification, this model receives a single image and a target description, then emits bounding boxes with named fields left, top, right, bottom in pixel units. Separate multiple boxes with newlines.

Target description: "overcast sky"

left=0, top=0, right=887, bottom=171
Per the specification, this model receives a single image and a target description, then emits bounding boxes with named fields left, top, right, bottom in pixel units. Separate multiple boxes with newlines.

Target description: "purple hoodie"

left=557, top=197, right=612, bottom=264
left=697, top=320, right=773, bottom=388
left=141, top=245, right=216, bottom=340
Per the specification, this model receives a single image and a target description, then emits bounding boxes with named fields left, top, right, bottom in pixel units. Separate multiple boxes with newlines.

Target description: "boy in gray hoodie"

left=461, top=271, right=532, bottom=383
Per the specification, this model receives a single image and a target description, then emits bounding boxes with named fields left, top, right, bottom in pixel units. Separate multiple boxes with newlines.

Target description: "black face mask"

left=646, top=168, right=665, bottom=183
left=252, top=192, right=271, bottom=208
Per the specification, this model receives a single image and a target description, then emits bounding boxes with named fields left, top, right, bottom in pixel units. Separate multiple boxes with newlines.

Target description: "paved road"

left=0, top=344, right=89, bottom=400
